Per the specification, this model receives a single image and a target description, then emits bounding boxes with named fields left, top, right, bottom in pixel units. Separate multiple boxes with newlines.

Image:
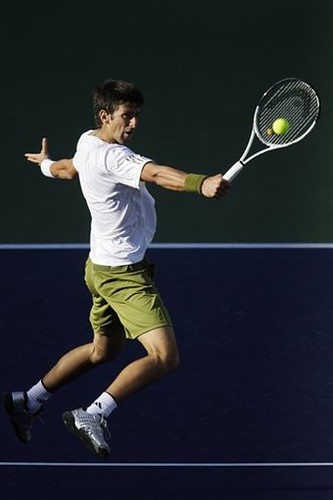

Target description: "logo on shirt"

left=124, top=155, right=147, bottom=165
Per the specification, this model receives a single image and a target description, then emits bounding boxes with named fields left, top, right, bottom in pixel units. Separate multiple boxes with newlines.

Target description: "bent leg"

left=42, top=328, right=126, bottom=392
left=105, top=326, right=179, bottom=403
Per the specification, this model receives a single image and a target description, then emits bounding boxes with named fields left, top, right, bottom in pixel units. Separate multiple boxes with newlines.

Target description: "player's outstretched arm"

left=141, top=162, right=230, bottom=199
left=25, top=137, right=78, bottom=180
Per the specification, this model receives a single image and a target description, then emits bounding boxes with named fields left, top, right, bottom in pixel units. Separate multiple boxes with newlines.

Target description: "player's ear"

left=99, top=109, right=110, bottom=124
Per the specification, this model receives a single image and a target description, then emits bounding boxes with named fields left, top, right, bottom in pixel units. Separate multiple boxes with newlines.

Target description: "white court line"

left=150, top=243, right=333, bottom=249
left=0, top=243, right=333, bottom=250
left=1, top=462, right=333, bottom=467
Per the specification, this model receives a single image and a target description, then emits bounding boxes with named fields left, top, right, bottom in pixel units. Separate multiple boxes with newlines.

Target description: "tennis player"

left=3, top=79, right=230, bottom=458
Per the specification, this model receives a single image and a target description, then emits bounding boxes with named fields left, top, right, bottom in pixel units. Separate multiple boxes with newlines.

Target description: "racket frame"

left=223, top=78, right=320, bottom=182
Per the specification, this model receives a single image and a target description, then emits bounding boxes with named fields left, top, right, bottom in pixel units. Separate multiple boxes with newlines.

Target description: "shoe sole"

left=62, top=411, right=110, bottom=458
left=3, top=392, right=30, bottom=444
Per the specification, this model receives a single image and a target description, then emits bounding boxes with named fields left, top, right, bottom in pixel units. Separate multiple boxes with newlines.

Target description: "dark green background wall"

left=1, top=0, right=332, bottom=243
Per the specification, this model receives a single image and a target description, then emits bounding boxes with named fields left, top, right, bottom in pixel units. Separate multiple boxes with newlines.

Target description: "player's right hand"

left=201, top=174, right=230, bottom=199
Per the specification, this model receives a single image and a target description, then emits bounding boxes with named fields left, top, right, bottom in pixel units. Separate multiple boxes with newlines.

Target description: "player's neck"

left=92, top=129, right=118, bottom=144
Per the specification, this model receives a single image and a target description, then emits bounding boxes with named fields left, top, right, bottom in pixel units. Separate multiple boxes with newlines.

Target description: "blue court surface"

left=1, top=244, right=333, bottom=499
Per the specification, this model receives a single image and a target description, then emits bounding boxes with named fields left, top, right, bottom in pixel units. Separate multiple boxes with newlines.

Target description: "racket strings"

left=256, top=79, right=320, bottom=146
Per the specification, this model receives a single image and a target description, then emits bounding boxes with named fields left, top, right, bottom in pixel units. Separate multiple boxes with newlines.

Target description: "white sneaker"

left=62, top=408, right=111, bottom=458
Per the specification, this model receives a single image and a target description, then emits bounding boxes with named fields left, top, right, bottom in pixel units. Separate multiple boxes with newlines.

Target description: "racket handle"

left=223, top=161, right=244, bottom=182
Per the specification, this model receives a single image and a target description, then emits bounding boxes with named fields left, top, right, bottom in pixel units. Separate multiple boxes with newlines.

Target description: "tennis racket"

left=223, top=77, right=320, bottom=182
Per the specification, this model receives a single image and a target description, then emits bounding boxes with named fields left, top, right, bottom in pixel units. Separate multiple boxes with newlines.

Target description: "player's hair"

left=93, top=79, right=144, bottom=127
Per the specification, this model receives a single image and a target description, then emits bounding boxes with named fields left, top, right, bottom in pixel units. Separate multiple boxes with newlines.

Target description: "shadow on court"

left=1, top=247, right=333, bottom=499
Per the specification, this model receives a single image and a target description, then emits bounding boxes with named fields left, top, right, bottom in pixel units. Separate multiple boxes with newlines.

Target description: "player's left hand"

left=201, top=174, right=230, bottom=199
left=25, top=137, right=49, bottom=165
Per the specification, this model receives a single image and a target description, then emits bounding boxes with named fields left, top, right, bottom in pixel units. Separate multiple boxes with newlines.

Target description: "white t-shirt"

left=73, top=130, right=156, bottom=266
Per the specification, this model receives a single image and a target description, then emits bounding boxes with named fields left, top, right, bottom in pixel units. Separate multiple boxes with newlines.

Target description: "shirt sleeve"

left=72, top=130, right=94, bottom=172
left=105, top=145, right=153, bottom=188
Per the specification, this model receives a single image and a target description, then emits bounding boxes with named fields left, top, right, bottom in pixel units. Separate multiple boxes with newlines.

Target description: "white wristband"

left=40, top=159, right=55, bottom=178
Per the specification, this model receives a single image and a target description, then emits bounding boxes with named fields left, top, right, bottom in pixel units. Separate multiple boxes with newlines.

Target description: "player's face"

left=109, top=103, right=140, bottom=144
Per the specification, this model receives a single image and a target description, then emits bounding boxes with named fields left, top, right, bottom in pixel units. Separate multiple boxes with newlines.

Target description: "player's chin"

left=123, top=131, right=134, bottom=142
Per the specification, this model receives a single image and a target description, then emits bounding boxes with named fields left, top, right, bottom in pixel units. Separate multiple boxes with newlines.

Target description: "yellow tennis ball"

left=272, top=118, right=290, bottom=135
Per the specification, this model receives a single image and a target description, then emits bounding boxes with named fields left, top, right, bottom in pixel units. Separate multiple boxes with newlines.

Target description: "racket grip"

left=223, top=161, right=244, bottom=182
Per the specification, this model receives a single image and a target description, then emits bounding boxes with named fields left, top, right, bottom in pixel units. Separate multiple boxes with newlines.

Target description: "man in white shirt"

left=4, top=79, right=230, bottom=458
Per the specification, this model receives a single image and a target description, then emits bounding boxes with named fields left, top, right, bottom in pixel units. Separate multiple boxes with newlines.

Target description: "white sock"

left=26, top=380, right=52, bottom=413
left=86, top=392, right=118, bottom=419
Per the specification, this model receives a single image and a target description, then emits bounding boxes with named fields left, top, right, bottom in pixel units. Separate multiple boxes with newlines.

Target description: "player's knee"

left=89, top=347, right=112, bottom=364
left=155, top=348, right=180, bottom=375
left=90, top=328, right=125, bottom=364
left=89, top=343, right=120, bottom=364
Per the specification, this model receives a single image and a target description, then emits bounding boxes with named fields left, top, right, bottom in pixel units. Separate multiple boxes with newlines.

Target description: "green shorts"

left=84, top=257, right=173, bottom=339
